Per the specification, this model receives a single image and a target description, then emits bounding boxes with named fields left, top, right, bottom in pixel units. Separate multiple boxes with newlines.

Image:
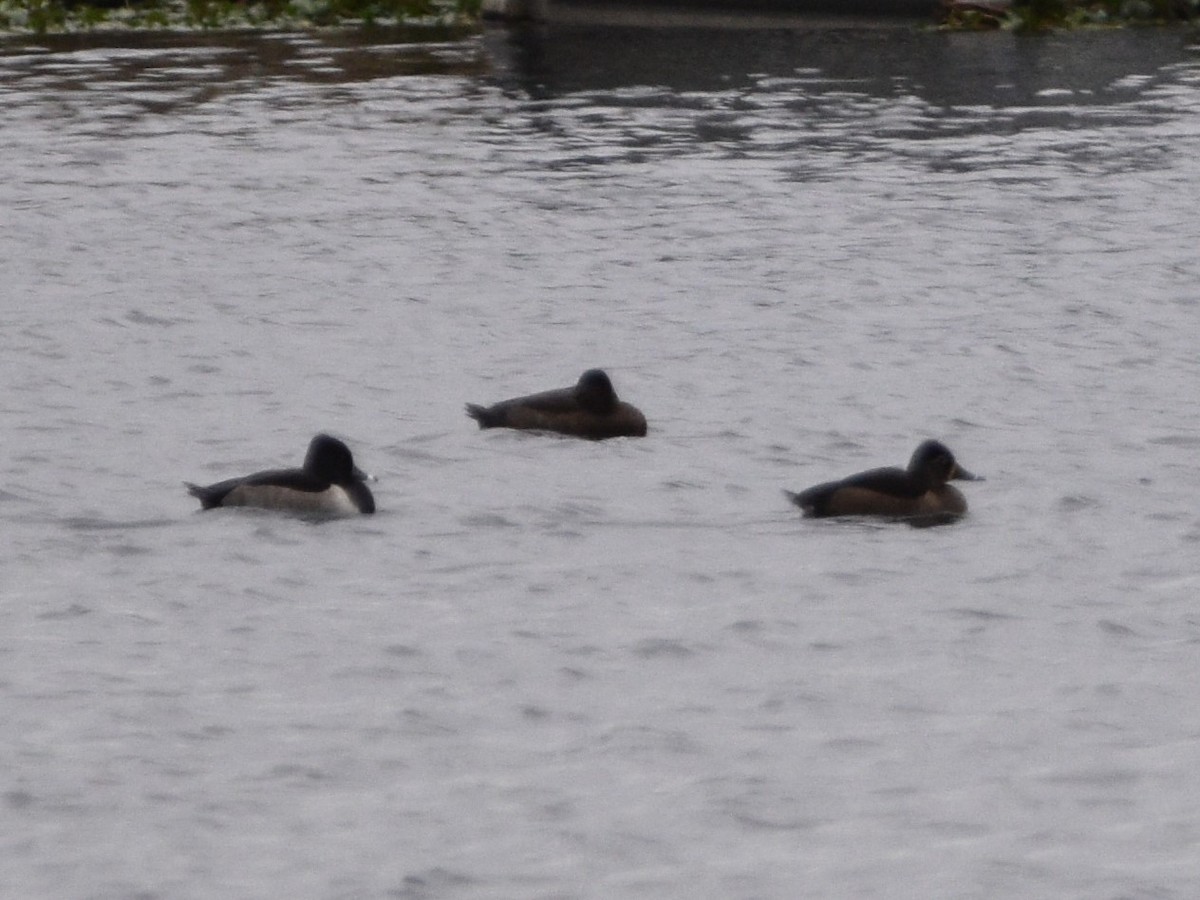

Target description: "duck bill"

left=354, top=466, right=378, bottom=483
left=952, top=464, right=982, bottom=482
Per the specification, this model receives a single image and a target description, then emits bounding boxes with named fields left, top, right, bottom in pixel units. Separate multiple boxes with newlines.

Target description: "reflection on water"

left=487, top=14, right=1200, bottom=107
left=483, top=21, right=1200, bottom=179
left=0, top=25, right=486, bottom=109
left=4, top=21, right=1197, bottom=174
left=2, top=19, right=1198, bottom=106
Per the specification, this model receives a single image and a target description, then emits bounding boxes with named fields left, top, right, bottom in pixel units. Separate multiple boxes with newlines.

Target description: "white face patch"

left=225, top=484, right=361, bottom=516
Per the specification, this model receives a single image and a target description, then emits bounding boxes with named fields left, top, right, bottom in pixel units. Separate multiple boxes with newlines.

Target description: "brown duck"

left=786, top=440, right=980, bottom=526
left=466, top=369, right=647, bottom=440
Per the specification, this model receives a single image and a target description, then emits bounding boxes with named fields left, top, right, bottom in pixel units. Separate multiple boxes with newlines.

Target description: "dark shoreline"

left=1, top=0, right=1197, bottom=37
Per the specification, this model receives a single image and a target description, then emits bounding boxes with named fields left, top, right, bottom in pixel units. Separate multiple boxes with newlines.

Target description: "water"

left=2, top=17, right=1200, bottom=899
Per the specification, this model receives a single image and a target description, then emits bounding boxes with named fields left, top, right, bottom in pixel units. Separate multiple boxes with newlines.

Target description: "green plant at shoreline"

left=0, top=0, right=480, bottom=34
left=943, top=0, right=1200, bottom=29
left=1016, top=0, right=1200, bottom=27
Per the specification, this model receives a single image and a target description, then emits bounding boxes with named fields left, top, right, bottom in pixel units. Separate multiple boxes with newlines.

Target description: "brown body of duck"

left=466, top=369, right=647, bottom=440
left=786, top=440, right=980, bottom=526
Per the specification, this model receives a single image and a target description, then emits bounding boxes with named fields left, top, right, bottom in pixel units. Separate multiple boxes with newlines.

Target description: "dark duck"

left=786, top=440, right=980, bottom=526
left=466, top=369, right=647, bottom=440
left=186, top=433, right=375, bottom=516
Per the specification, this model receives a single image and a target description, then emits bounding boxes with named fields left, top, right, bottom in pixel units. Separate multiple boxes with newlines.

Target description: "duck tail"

left=465, top=403, right=501, bottom=429
left=783, top=488, right=820, bottom=517
left=185, top=481, right=222, bottom=510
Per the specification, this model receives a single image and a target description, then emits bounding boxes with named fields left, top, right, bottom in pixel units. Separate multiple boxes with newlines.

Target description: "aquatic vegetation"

left=942, top=0, right=1200, bottom=29
left=0, top=0, right=479, bottom=34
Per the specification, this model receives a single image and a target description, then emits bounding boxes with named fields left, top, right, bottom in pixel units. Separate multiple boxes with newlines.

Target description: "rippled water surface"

left=3, top=17, right=1200, bottom=899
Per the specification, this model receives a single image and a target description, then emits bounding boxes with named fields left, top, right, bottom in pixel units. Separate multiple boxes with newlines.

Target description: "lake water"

left=2, top=15, right=1200, bottom=899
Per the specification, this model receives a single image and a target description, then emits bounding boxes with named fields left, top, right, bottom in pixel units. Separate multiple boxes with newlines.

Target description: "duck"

left=466, top=369, right=647, bottom=440
left=785, top=439, right=980, bottom=526
left=186, top=433, right=375, bottom=516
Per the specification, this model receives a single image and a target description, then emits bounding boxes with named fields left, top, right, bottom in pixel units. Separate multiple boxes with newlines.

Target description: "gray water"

left=2, top=18, right=1200, bottom=899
